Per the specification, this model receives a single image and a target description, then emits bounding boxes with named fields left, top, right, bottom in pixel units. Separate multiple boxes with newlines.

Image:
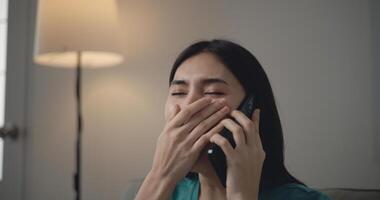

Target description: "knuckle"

left=168, top=131, right=181, bottom=142
left=260, top=150, right=266, bottom=158
left=197, top=121, right=208, bottom=131
left=220, top=139, right=229, bottom=147
left=246, top=120, right=255, bottom=129
left=255, top=149, right=266, bottom=160
left=163, top=125, right=172, bottom=133
left=259, top=154, right=266, bottom=162
left=166, top=119, right=178, bottom=129
left=234, top=126, right=244, bottom=134
left=197, top=136, right=208, bottom=146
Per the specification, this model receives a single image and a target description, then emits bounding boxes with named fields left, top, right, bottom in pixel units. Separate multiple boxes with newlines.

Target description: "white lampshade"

left=34, top=0, right=124, bottom=68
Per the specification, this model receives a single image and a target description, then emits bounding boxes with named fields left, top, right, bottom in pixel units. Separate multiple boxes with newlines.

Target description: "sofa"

left=123, top=179, right=380, bottom=200
left=319, top=188, right=380, bottom=200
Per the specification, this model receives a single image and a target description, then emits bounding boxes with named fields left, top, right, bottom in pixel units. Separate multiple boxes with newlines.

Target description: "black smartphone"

left=207, top=94, right=256, bottom=187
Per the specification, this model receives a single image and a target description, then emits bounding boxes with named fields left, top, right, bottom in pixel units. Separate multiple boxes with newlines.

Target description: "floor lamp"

left=33, top=1, right=124, bottom=200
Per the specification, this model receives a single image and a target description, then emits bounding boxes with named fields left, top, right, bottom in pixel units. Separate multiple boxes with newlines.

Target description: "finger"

left=251, top=108, right=260, bottom=127
left=252, top=108, right=263, bottom=149
left=230, top=110, right=255, bottom=145
left=256, top=135, right=264, bottom=152
left=168, top=104, right=180, bottom=122
left=186, top=105, right=229, bottom=143
left=253, top=108, right=260, bottom=131
left=249, top=108, right=260, bottom=141
left=182, top=100, right=227, bottom=133
left=220, top=118, right=246, bottom=147
left=210, top=134, right=234, bottom=158
left=170, top=97, right=212, bottom=127
left=191, top=123, right=225, bottom=153
left=204, top=122, right=225, bottom=138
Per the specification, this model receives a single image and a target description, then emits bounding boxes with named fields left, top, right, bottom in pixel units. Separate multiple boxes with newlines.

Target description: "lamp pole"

left=74, top=51, right=83, bottom=200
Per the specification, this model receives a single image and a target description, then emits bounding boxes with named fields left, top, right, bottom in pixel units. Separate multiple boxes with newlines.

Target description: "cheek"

left=223, top=96, right=241, bottom=111
left=220, top=93, right=246, bottom=114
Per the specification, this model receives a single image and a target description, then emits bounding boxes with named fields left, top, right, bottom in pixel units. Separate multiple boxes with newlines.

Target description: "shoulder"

left=261, top=183, right=331, bottom=200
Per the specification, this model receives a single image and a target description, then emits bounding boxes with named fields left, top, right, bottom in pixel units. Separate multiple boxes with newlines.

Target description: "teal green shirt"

left=171, top=174, right=331, bottom=200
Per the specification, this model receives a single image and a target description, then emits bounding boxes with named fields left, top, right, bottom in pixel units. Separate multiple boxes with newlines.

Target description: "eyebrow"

left=170, top=78, right=228, bottom=86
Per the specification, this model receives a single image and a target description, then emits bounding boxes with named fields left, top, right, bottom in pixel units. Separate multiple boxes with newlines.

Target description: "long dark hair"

left=168, top=39, right=305, bottom=191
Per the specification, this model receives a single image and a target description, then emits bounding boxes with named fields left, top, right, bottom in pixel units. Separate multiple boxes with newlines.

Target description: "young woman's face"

left=164, top=52, right=246, bottom=172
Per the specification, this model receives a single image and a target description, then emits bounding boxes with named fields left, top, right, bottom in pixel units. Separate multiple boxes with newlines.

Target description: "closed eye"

left=171, top=92, right=186, bottom=96
left=171, top=92, right=225, bottom=96
left=205, top=92, right=225, bottom=95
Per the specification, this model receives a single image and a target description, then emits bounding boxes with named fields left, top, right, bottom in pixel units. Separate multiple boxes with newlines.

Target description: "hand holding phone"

left=207, top=94, right=256, bottom=187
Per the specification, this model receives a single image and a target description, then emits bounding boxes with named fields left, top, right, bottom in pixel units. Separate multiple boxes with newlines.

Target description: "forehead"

left=173, top=52, right=231, bottom=80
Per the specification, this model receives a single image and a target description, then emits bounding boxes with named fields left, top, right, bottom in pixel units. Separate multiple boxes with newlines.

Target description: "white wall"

left=25, top=0, right=380, bottom=200
left=371, top=0, right=380, bottom=162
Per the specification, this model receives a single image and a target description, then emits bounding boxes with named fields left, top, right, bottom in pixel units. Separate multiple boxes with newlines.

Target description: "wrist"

left=135, top=170, right=177, bottom=200
left=147, top=169, right=177, bottom=190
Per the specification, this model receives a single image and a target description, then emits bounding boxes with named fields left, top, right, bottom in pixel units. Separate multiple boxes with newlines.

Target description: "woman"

left=135, top=39, right=330, bottom=200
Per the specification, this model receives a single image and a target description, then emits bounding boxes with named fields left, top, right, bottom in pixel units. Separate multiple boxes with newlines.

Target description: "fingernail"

left=256, top=109, right=260, bottom=118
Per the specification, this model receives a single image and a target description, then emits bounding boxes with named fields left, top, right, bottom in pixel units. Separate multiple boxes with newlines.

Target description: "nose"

left=183, top=90, right=203, bottom=106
